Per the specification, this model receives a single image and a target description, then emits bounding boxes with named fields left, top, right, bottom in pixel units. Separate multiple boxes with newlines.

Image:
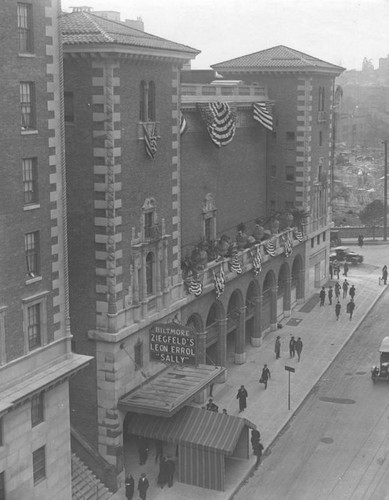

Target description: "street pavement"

left=111, top=243, right=389, bottom=500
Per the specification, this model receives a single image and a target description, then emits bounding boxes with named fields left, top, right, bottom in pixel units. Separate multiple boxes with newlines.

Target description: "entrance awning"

left=118, top=364, right=225, bottom=417
left=126, top=405, right=256, bottom=455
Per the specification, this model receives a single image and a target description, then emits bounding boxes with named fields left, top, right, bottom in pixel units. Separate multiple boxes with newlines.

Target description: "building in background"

left=0, top=1, right=90, bottom=499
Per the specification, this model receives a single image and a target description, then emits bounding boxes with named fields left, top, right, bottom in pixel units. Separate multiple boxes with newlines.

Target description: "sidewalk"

left=111, top=246, right=388, bottom=500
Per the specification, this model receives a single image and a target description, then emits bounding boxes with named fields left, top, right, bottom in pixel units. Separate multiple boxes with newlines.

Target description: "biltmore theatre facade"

left=62, top=8, right=343, bottom=492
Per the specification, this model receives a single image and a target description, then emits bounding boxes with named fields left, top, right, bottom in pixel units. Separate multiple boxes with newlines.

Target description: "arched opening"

left=291, top=254, right=304, bottom=303
left=277, top=262, right=289, bottom=315
left=145, top=252, right=154, bottom=296
left=262, top=271, right=275, bottom=334
left=245, top=281, right=258, bottom=344
left=226, top=290, right=243, bottom=366
left=205, top=303, right=219, bottom=366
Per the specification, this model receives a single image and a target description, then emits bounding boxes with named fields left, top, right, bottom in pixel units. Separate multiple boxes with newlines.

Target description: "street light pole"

left=383, top=140, right=388, bottom=241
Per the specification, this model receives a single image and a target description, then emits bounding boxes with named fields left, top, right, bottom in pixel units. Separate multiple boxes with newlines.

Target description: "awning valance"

left=126, top=405, right=256, bottom=455
left=118, top=363, right=225, bottom=417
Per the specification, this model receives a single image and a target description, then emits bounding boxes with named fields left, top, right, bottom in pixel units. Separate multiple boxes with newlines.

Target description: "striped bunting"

left=213, top=267, right=225, bottom=298
left=197, top=102, right=236, bottom=148
left=228, top=253, right=242, bottom=274
left=293, top=228, right=304, bottom=242
left=282, top=232, right=293, bottom=258
left=250, top=246, right=262, bottom=275
left=180, top=111, right=188, bottom=135
left=253, top=102, right=273, bottom=131
left=143, top=123, right=158, bottom=159
left=264, top=238, right=276, bottom=257
left=186, top=275, right=203, bottom=296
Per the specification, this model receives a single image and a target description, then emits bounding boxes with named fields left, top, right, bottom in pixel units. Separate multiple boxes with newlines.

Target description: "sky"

left=61, top=0, right=389, bottom=71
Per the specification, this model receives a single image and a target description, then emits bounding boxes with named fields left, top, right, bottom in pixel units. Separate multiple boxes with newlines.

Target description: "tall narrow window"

left=33, top=446, right=46, bottom=485
left=148, top=81, right=155, bottom=121
left=17, top=3, right=33, bottom=53
left=27, top=303, right=41, bottom=350
left=0, top=471, right=4, bottom=500
left=144, top=211, right=153, bottom=239
left=23, top=158, right=38, bottom=204
left=25, top=231, right=39, bottom=277
left=139, top=80, right=147, bottom=121
left=319, top=130, right=323, bottom=146
left=146, top=252, right=154, bottom=296
left=31, top=392, right=44, bottom=427
left=20, top=82, right=35, bottom=130
left=319, top=86, right=325, bottom=111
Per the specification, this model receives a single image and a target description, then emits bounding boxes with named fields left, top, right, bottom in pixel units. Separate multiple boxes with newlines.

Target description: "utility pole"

left=383, top=140, right=388, bottom=241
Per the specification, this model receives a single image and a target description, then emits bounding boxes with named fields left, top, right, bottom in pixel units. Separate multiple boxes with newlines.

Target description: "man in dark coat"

left=328, top=286, right=333, bottom=305
left=342, top=279, right=349, bottom=299
left=343, top=262, right=349, bottom=277
left=138, top=473, right=149, bottom=500
left=383, top=265, right=388, bottom=285
left=295, top=337, right=303, bottom=362
left=165, top=458, right=176, bottom=487
left=349, top=285, right=356, bottom=300
left=347, top=299, right=355, bottom=320
left=125, top=473, right=134, bottom=500
left=319, top=286, right=325, bottom=306
left=253, top=439, right=264, bottom=469
left=236, top=385, right=248, bottom=412
left=157, top=457, right=168, bottom=489
left=289, top=336, right=295, bottom=358
left=335, top=300, right=341, bottom=320
left=250, top=429, right=260, bottom=453
left=274, top=336, right=281, bottom=359
left=260, top=364, right=271, bottom=389
left=335, top=281, right=341, bottom=299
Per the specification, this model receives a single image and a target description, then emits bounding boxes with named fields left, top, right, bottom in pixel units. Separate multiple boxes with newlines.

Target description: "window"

left=144, top=211, right=153, bottom=239
left=64, top=92, right=74, bottom=122
left=317, top=234, right=320, bottom=245
left=33, top=446, right=46, bottom=485
left=27, top=303, right=41, bottom=350
left=311, top=238, right=314, bottom=249
left=286, top=131, right=295, bottom=141
left=20, top=82, right=35, bottom=130
left=25, top=231, right=39, bottom=277
left=17, top=3, right=33, bottom=53
left=319, top=130, right=323, bottom=146
left=31, top=392, right=44, bottom=427
left=139, top=80, right=156, bottom=122
left=22, top=158, right=38, bottom=204
left=322, top=231, right=326, bottom=242
left=146, top=252, right=154, bottom=296
left=134, top=339, right=143, bottom=370
left=285, top=166, right=295, bottom=182
left=202, top=193, right=217, bottom=241
left=319, top=86, right=325, bottom=111
left=0, top=471, right=4, bottom=500
left=271, top=165, right=277, bottom=178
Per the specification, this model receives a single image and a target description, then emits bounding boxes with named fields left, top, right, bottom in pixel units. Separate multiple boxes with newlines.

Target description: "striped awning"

left=126, top=405, right=256, bottom=456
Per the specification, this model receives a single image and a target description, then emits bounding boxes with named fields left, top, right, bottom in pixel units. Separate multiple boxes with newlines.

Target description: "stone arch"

left=277, top=262, right=291, bottom=314
left=205, top=301, right=225, bottom=367
left=291, top=253, right=305, bottom=303
left=262, top=270, right=277, bottom=334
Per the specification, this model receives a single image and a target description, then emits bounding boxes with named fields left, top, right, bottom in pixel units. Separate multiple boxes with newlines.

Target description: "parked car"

left=329, top=246, right=364, bottom=265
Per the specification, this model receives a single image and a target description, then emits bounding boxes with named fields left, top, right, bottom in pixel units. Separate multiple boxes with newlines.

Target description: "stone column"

left=297, top=268, right=305, bottom=303
left=234, top=306, right=247, bottom=364
left=284, top=276, right=292, bottom=317
left=251, top=295, right=262, bottom=347
left=271, top=284, right=278, bottom=331
left=216, top=317, right=227, bottom=382
left=194, top=330, right=208, bottom=404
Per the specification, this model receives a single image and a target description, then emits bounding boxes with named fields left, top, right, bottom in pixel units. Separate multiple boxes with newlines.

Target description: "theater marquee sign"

left=150, top=323, right=197, bottom=364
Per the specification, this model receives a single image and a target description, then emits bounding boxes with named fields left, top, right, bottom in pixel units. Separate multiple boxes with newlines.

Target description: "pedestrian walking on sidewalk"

left=165, top=458, right=176, bottom=487
left=138, top=473, right=149, bottom=500
left=335, top=300, right=341, bottom=320
left=335, top=281, right=341, bottom=299
left=125, top=473, right=134, bottom=500
left=275, top=335, right=281, bottom=359
left=236, top=385, right=248, bottom=412
left=343, top=262, right=349, bottom=277
left=295, top=337, right=303, bottom=361
left=358, top=234, right=364, bottom=248
left=289, top=336, right=296, bottom=358
left=335, top=264, right=340, bottom=280
left=259, top=364, right=271, bottom=389
left=382, top=265, right=388, bottom=285
left=328, top=286, right=333, bottom=305
left=251, top=429, right=261, bottom=452
left=347, top=299, right=355, bottom=320
left=342, top=279, right=349, bottom=299
left=253, top=439, right=264, bottom=469
left=349, top=285, right=356, bottom=300
left=319, top=286, right=326, bottom=306
left=157, top=457, right=168, bottom=489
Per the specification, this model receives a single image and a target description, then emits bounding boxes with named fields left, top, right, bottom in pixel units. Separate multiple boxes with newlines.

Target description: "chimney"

left=125, top=17, right=144, bottom=31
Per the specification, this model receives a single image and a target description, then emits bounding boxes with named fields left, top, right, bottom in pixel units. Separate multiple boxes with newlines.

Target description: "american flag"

left=180, top=111, right=188, bottom=135
left=253, top=102, right=273, bottom=131
left=143, top=123, right=158, bottom=159
left=250, top=246, right=262, bottom=275
left=213, top=267, right=225, bottom=298
left=197, top=102, right=236, bottom=148
left=293, top=228, right=304, bottom=242
left=186, top=276, right=203, bottom=296
left=228, top=253, right=242, bottom=274
left=264, top=238, right=276, bottom=256
left=282, top=232, right=293, bottom=257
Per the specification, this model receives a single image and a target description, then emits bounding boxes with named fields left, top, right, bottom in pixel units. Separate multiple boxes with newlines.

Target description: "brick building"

left=0, top=1, right=90, bottom=499
left=62, top=10, right=343, bottom=493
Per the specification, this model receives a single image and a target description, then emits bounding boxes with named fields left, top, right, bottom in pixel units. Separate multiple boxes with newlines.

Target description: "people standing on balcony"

left=342, top=279, right=349, bottom=299
left=274, top=336, right=281, bottom=359
left=319, top=286, right=326, bottom=306
left=236, top=385, right=248, bottom=412
left=328, top=286, right=333, bottom=305
left=335, top=300, right=341, bottom=320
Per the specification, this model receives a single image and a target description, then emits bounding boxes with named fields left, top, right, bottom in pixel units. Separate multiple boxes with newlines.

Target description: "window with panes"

left=22, top=158, right=38, bottom=204
left=33, top=447, right=46, bottom=485
left=31, top=392, right=44, bottom=427
left=145, top=252, right=154, bottom=296
left=25, top=231, right=39, bottom=277
left=17, top=3, right=33, bottom=53
left=20, top=82, right=35, bottom=130
left=27, top=303, right=41, bottom=350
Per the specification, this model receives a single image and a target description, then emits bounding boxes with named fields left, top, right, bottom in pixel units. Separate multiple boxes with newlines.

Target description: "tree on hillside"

left=359, top=199, right=384, bottom=239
